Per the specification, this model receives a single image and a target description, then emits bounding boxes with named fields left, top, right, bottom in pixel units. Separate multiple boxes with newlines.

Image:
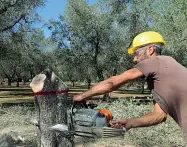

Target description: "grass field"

left=0, top=82, right=150, bottom=105
left=0, top=82, right=185, bottom=146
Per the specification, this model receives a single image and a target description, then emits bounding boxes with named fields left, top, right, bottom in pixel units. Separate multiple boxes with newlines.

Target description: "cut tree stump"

left=30, top=69, right=74, bottom=147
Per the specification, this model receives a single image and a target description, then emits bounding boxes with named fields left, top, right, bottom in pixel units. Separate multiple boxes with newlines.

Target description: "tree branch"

left=1, top=14, right=26, bottom=32
left=0, top=2, right=32, bottom=32
left=0, top=0, right=18, bottom=14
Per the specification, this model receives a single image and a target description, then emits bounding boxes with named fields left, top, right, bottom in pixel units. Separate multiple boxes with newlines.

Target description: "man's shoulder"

left=134, top=56, right=175, bottom=76
left=134, top=56, right=161, bottom=77
left=156, top=55, right=173, bottom=59
left=141, top=55, right=174, bottom=63
left=138, top=56, right=160, bottom=65
left=135, top=56, right=175, bottom=68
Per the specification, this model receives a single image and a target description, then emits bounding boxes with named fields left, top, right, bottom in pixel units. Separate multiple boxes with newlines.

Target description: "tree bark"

left=30, top=70, right=74, bottom=147
left=92, top=37, right=104, bottom=82
left=7, top=78, right=11, bottom=86
left=71, top=80, right=75, bottom=87
left=141, top=80, right=145, bottom=94
left=87, top=78, right=91, bottom=89
left=22, top=78, right=26, bottom=85
left=16, top=79, right=19, bottom=87
left=102, top=93, right=110, bottom=102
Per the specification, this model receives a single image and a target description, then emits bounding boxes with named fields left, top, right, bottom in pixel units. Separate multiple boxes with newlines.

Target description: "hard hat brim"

left=128, top=41, right=166, bottom=55
left=128, top=47, right=136, bottom=55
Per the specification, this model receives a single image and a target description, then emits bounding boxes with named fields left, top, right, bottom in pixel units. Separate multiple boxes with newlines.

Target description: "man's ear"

left=147, top=45, right=155, bottom=56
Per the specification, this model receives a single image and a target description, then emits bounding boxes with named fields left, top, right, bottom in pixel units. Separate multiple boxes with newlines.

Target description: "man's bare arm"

left=75, top=68, right=143, bottom=101
left=112, top=103, right=167, bottom=130
left=128, top=103, right=167, bottom=129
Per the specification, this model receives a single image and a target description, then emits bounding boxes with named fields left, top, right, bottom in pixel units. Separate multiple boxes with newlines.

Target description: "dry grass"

left=0, top=84, right=185, bottom=146
left=80, top=100, right=184, bottom=147
left=0, top=100, right=184, bottom=147
left=0, top=105, right=37, bottom=146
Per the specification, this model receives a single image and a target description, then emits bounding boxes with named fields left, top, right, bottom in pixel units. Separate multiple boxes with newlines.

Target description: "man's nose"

left=133, top=56, right=138, bottom=63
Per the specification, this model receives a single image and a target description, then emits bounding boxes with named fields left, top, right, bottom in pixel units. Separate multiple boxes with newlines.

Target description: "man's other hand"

left=111, top=118, right=132, bottom=130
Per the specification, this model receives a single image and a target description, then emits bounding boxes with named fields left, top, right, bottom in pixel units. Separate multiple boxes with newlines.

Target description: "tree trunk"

left=96, top=66, right=104, bottom=81
left=112, top=68, right=117, bottom=76
left=87, top=78, right=91, bottom=89
left=141, top=80, right=145, bottom=94
left=22, top=79, right=26, bottom=85
left=102, top=93, right=110, bottom=102
left=1, top=77, right=5, bottom=85
left=92, top=39, right=104, bottom=82
left=7, top=78, right=11, bottom=86
left=16, top=79, right=19, bottom=87
left=30, top=70, right=74, bottom=147
left=22, top=77, right=27, bottom=85
left=71, top=80, right=75, bottom=87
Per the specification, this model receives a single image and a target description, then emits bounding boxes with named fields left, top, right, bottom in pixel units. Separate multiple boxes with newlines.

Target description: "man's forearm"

left=76, top=68, right=143, bottom=101
left=127, top=112, right=167, bottom=128
left=81, top=76, right=131, bottom=99
left=81, top=78, right=118, bottom=99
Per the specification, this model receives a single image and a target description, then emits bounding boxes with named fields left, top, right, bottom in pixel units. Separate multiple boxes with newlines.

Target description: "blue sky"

left=37, top=0, right=98, bottom=37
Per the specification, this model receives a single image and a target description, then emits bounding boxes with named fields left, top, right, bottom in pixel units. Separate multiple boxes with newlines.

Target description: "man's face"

left=133, top=47, right=149, bottom=63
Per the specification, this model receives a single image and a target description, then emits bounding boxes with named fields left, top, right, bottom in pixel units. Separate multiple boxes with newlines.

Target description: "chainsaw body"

left=72, top=104, right=111, bottom=127
left=51, top=102, right=126, bottom=138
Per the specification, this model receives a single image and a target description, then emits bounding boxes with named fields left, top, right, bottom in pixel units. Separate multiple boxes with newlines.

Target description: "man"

left=73, top=31, right=187, bottom=142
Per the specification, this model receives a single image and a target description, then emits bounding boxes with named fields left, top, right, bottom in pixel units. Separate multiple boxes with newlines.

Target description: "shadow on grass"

left=0, top=91, right=33, bottom=98
left=116, top=89, right=150, bottom=94
left=0, top=88, right=31, bottom=92
left=68, top=85, right=89, bottom=90
left=1, top=101, right=34, bottom=107
left=7, top=92, right=33, bottom=96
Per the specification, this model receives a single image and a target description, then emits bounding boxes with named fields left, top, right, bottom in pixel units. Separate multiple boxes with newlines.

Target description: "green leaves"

left=1, top=0, right=187, bottom=85
left=0, top=0, right=45, bottom=32
left=149, top=0, right=187, bottom=66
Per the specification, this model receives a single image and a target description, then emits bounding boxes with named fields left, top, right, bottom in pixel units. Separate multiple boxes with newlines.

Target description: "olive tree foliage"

left=64, top=0, right=116, bottom=82
left=106, top=0, right=152, bottom=89
left=52, top=48, right=89, bottom=86
left=0, top=0, right=47, bottom=85
left=0, top=0, right=45, bottom=52
left=0, top=32, right=27, bottom=86
left=148, top=0, right=187, bottom=66
left=107, top=0, right=153, bottom=69
left=0, top=0, right=44, bottom=32
left=24, top=30, right=55, bottom=77
left=47, top=19, right=81, bottom=86
left=47, top=0, right=151, bottom=87
left=0, top=30, right=49, bottom=86
left=0, top=29, right=48, bottom=86
left=64, top=0, right=150, bottom=81
left=47, top=2, right=103, bottom=84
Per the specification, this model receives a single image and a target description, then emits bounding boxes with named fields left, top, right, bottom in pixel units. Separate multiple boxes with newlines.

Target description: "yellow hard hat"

left=128, top=31, right=166, bottom=54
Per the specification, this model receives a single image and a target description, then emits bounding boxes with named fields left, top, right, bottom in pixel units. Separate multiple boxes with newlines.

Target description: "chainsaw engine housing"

left=51, top=102, right=126, bottom=138
left=73, top=108, right=109, bottom=127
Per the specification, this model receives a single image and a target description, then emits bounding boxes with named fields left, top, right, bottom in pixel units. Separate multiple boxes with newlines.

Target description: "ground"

left=0, top=82, right=185, bottom=146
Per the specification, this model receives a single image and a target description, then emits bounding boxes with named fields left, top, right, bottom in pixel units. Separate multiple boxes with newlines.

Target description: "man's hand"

left=111, top=119, right=132, bottom=131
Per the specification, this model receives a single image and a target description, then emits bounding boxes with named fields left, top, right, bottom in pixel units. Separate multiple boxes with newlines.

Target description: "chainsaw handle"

left=71, top=101, right=88, bottom=115
left=69, top=101, right=88, bottom=131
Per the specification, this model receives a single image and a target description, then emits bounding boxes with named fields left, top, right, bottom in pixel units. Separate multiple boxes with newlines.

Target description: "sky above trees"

left=36, top=0, right=98, bottom=37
